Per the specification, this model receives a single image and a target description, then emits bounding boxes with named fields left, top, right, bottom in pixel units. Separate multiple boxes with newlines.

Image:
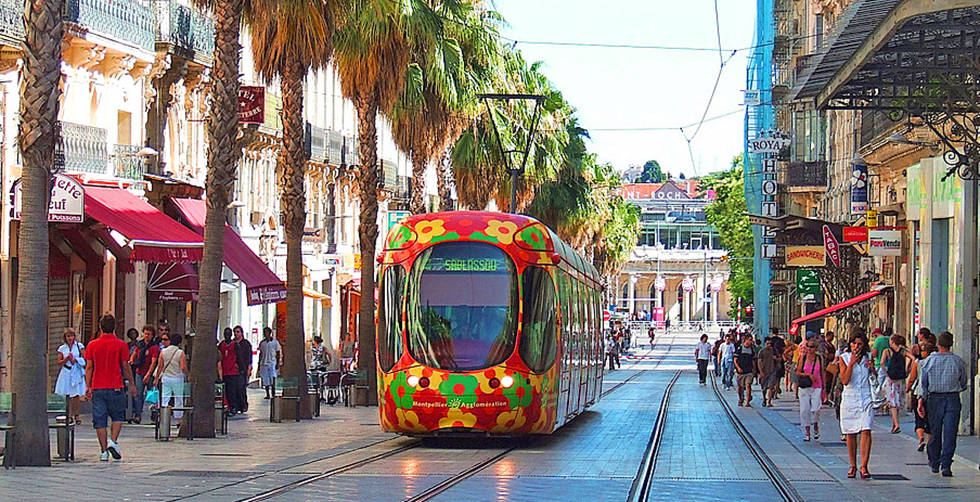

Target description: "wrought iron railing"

left=113, top=144, right=146, bottom=180
left=0, top=0, right=24, bottom=42
left=263, top=91, right=281, bottom=131
left=784, top=161, right=827, bottom=188
left=155, top=0, right=214, bottom=65
left=382, top=159, right=397, bottom=190
left=306, top=124, right=327, bottom=162
left=328, top=130, right=343, bottom=166
left=344, top=136, right=358, bottom=168
left=64, top=0, right=156, bottom=52
left=57, top=121, right=109, bottom=174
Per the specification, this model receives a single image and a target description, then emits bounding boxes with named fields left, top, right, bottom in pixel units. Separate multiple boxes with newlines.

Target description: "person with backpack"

left=734, top=335, right=759, bottom=406
left=128, top=325, right=159, bottom=425
left=881, top=333, right=913, bottom=434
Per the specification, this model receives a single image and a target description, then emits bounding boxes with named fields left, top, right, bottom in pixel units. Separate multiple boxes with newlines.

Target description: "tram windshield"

left=406, top=242, right=518, bottom=371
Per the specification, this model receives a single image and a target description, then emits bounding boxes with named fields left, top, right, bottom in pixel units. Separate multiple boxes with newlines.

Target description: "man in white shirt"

left=256, top=327, right=282, bottom=399
left=695, top=334, right=713, bottom=386
left=720, top=334, right=736, bottom=390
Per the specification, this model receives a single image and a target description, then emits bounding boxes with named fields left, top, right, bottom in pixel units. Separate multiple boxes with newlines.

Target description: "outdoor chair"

left=324, top=371, right=342, bottom=406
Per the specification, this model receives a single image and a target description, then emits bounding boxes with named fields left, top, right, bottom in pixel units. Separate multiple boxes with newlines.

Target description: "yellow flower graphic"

left=492, top=408, right=527, bottom=432
left=415, top=220, right=446, bottom=244
left=438, top=409, right=478, bottom=429
left=396, top=409, right=428, bottom=433
left=485, top=220, right=519, bottom=245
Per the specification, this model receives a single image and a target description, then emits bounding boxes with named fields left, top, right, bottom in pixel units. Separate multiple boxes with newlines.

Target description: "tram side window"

left=519, top=266, right=558, bottom=373
left=378, top=264, right=406, bottom=372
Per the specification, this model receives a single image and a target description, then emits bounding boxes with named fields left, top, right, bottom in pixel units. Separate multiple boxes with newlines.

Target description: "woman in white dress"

left=838, top=330, right=874, bottom=479
left=154, top=333, right=188, bottom=427
left=54, top=328, right=86, bottom=424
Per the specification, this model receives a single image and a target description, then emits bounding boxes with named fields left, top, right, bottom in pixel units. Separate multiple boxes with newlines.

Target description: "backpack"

left=886, top=349, right=908, bottom=380
left=132, top=339, right=148, bottom=370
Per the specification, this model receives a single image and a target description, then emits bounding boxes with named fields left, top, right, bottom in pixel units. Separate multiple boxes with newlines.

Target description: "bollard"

left=56, top=416, right=69, bottom=460
left=157, top=407, right=172, bottom=441
left=270, top=396, right=282, bottom=423
left=214, top=406, right=226, bottom=435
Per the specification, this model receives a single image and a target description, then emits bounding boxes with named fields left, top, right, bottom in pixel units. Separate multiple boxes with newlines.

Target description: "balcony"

left=784, top=161, right=827, bottom=189
left=382, top=159, right=397, bottom=190
left=112, top=144, right=146, bottom=180
left=328, top=130, right=343, bottom=166
left=56, top=121, right=109, bottom=175
left=306, top=124, right=327, bottom=163
left=262, top=91, right=282, bottom=132
left=343, top=136, right=358, bottom=168
left=155, top=0, right=215, bottom=66
left=64, top=0, right=156, bottom=52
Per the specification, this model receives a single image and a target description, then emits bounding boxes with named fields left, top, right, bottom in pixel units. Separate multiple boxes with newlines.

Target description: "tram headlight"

left=407, top=375, right=420, bottom=387
left=501, top=375, right=514, bottom=388
left=418, top=377, right=430, bottom=388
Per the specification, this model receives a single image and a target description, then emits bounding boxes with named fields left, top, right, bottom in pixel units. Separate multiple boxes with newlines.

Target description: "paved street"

left=2, top=330, right=979, bottom=501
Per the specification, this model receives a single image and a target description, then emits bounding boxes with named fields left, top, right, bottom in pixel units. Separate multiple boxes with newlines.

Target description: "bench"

left=155, top=381, right=194, bottom=441
left=0, top=393, right=75, bottom=467
left=271, top=377, right=301, bottom=423
left=0, top=393, right=14, bottom=469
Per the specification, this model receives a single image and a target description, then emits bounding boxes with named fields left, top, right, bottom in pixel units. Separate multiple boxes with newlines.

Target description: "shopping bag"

left=145, top=387, right=160, bottom=405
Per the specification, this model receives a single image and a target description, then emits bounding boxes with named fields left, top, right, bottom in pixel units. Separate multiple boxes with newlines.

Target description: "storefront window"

left=406, top=242, right=518, bottom=371
left=519, top=267, right=558, bottom=373
left=378, top=264, right=406, bottom=372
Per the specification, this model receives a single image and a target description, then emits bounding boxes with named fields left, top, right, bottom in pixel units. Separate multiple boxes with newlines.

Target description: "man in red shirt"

left=85, top=314, right=136, bottom=461
left=128, top=324, right=160, bottom=424
left=218, top=328, right=242, bottom=414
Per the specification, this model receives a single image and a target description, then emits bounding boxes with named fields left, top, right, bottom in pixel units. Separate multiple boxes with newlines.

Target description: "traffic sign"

left=603, top=310, right=611, bottom=321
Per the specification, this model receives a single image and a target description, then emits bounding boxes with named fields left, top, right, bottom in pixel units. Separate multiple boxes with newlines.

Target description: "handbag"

left=145, top=387, right=160, bottom=405
left=798, top=375, right=813, bottom=388
left=868, top=362, right=887, bottom=409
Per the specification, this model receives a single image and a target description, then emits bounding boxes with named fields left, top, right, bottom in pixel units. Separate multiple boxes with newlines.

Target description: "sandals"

left=860, top=467, right=872, bottom=479
left=891, top=427, right=901, bottom=434
left=847, top=466, right=857, bottom=478
left=803, top=435, right=811, bottom=442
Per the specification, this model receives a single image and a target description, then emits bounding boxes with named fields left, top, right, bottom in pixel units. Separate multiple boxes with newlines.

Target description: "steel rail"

left=709, top=374, right=804, bottom=502
left=626, top=369, right=682, bottom=502
left=601, top=332, right=678, bottom=399
left=403, top=445, right=521, bottom=502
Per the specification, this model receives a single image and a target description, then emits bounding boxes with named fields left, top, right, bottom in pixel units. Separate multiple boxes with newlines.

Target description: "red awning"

left=84, top=187, right=203, bottom=262
left=790, top=286, right=891, bottom=335
left=170, top=198, right=286, bottom=305
left=147, top=262, right=199, bottom=302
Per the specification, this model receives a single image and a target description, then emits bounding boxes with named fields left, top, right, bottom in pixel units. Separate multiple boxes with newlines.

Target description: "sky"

left=492, top=0, right=757, bottom=178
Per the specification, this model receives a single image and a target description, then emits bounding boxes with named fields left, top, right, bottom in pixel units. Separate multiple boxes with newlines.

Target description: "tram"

left=376, top=211, right=605, bottom=435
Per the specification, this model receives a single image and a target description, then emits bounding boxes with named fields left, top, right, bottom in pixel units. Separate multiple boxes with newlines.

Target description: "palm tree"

left=190, top=0, right=247, bottom=437
left=246, top=0, right=336, bottom=416
left=12, top=0, right=64, bottom=466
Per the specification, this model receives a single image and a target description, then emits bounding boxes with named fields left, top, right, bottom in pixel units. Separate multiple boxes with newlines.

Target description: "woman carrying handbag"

left=154, top=333, right=189, bottom=428
left=797, top=337, right=823, bottom=442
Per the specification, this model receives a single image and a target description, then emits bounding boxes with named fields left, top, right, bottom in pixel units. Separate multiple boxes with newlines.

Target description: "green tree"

left=702, top=155, right=753, bottom=316
left=13, top=0, right=64, bottom=465
left=637, top=159, right=663, bottom=183
left=246, top=0, right=337, bottom=416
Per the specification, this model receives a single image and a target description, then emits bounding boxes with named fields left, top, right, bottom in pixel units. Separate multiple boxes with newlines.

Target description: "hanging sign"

left=238, top=86, right=266, bottom=124
left=10, top=173, right=85, bottom=223
left=796, top=269, right=821, bottom=302
left=655, top=276, right=666, bottom=292
left=302, top=227, right=325, bottom=243
left=748, top=131, right=792, bottom=154
left=785, top=246, right=826, bottom=267
left=843, top=226, right=868, bottom=242
left=682, top=276, right=694, bottom=292
left=868, top=230, right=901, bottom=256
left=850, top=161, right=868, bottom=214
left=822, top=224, right=840, bottom=267
left=710, top=275, right=723, bottom=293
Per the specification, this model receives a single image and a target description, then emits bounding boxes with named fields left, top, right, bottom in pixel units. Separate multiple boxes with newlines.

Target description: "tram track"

left=601, top=331, right=678, bottom=399
left=625, top=370, right=682, bottom=502
left=709, top=374, right=804, bottom=502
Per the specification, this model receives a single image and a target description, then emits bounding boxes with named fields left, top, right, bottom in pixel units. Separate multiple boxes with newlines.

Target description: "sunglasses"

left=161, top=337, right=170, bottom=341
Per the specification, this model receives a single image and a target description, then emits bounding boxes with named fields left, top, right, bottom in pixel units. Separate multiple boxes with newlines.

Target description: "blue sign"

left=850, top=161, right=868, bottom=214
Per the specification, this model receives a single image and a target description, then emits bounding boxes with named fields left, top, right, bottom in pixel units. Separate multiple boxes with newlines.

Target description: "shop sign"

left=302, top=227, right=325, bottom=243
left=748, top=131, right=791, bottom=154
left=323, top=254, right=342, bottom=267
left=10, top=173, right=85, bottom=223
left=743, top=89, right=761, bottom=106
left=823, top=225, right=840, bottom=267
left=238, top=86, right=266, bottom=124
left=343, top=253, right=361, bottom=270
left=797, top=270, right=820, bottom=302
left=785, top=246, right=826, bottom=267
left=843, top=226, right=868, bottom=242
left=850, top=161, right=868, bottom=214
left=868, top=230, right=901, bottom=256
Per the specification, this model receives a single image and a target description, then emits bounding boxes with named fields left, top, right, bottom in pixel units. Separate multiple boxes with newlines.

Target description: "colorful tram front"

left=377, top=211, right=604, bottom=435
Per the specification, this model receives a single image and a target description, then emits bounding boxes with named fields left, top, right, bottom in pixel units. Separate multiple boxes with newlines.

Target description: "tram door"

left=580, top=285, right=593, bottom=406
left=593, top=292, right=603, bottom=398
left=556, top=271, right=570, bottom=425
left=568, top=280, right=582, bottom=415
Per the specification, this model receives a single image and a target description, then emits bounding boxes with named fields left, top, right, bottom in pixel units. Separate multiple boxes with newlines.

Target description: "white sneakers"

left=100, top=451, right=110, bottom=461
left=103, top=440, right=122, bottom=461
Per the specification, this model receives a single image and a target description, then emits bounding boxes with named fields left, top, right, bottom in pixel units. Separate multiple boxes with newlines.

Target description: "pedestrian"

left=906, top=341, right=934, bottom=452
left=257, top=327, right=282, bottom=399
left=880, top=333, right=912, bottom=434
left=605, top=336, right=619, bottom=371
left=797, top=338, right=823, bottom=441
left=734, top=335, right=758, bottom=407
left=712, top=336, right=724, bottom=377
left=310, top=335, right=331, bottom=370
left=233, top=325, right=253, bottom=413
left=55, top=328, right=86, bottom=425
left=128, top=325, right=159, bottom=425
left=821, top=331, right=837, bottom=404
left=838, top=330, right=874, bottom=479
left=769, top=328, right=786, bottom=398
left=783, top=334, right=799, bottom=397
left=84, top=314, right=136, bottom=461
left=218, top=328, right=241, bottom=414
left=695, top=334, right=712, bottom=385
left=918, top=331, right=968, bottom=477
left=665, top=318, right=671, bottom=333
left=909, top=327, right=934, bottom=359
left=758, top=337, right=777, bottom=407
left=870, top=327, right=890, bottom=370
left=721, top=334, right=736, bottom=390
left=648, top=326, right=655, bottom=347
left=154, top=332, right=188, bottom=428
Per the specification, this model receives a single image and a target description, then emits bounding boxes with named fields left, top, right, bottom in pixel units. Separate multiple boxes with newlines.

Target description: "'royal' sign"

left=10, top=173, right=85, bottom=223
left=748, top=131, right=792, bottom=154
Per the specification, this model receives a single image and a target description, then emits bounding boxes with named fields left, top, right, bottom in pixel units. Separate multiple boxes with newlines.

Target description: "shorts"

left=736, top=373, right=754, bottom=388
left=91, top=388, right=127, bottom=429
left=761, top=372, right=779, bottom=390
left=259, top=364, right=277, bottom=387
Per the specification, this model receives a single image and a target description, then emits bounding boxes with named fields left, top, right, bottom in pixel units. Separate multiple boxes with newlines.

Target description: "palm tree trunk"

left=437, top=147, right=453, bottom=211
left=12, top=0, right=63, bottom=467
left=193, top=0, right=245, bottom=438
left=278, top=59, right=310, bottom=417
left=355, top=95, right=379, bottom=406
left=410, top=151, right=427, bottom=214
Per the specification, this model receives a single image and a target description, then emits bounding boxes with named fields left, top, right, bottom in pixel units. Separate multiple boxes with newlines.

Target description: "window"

left=378, top=264, right=406, bottom=372
left=519, top=267, right=558, bottom=373
left=406, top=242, right=518, bottom=371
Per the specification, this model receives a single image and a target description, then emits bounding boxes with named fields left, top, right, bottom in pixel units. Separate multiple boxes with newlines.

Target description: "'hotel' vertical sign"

left=749, top=132, right=791, bottom=261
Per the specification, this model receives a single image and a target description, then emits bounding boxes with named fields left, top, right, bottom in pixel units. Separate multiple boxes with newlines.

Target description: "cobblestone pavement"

left=3, top=330, right=979, bottom=501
